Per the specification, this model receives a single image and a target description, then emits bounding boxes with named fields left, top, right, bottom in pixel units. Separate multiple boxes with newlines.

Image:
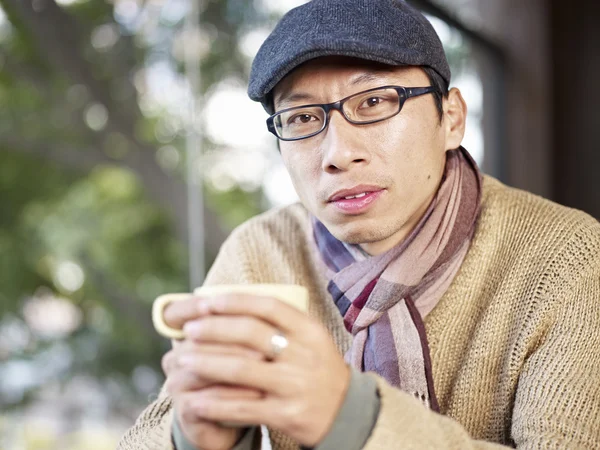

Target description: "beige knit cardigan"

left=118, top=176, right=600, bottom=450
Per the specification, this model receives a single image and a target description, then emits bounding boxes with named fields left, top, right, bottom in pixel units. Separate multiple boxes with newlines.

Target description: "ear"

left=443, top=87, right=467, bottom=151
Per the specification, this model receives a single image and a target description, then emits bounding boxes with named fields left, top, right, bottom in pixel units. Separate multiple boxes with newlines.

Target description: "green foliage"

left=206, top=184, right=263, bottom=230
left=0, top=0, right=273, bottom=426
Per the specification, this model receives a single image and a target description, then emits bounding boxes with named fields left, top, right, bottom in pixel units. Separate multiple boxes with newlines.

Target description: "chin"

left=326, top=221, right=386, bottom=245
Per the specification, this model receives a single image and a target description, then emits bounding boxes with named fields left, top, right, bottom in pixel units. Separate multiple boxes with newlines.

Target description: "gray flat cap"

left=248, top=0, right=450, bottom=112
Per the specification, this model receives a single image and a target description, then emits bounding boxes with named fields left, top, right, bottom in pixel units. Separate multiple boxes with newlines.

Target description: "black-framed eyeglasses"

left=266, top=85, right=439, bottom=141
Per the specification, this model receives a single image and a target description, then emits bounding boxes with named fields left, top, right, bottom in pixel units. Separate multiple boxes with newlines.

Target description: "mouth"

left=327, top=185, right=385, bottom=215
left=327, top=185, right=384, bottom=202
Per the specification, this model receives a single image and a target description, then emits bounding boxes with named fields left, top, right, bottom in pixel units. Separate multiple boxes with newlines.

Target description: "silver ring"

left=267, top=332, right=288, bottom=361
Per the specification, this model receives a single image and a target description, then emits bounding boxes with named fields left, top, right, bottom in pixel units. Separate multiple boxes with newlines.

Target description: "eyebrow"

left=276, top=92, right=316, bottom=109
left=275, top=70, right=396, bottom=109
left=348, top=71, right=391, bottom=86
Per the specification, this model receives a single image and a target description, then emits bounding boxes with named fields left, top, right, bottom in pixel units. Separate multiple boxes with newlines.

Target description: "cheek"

left=281, top=150, right=321, bottom=201
left=372, top=119, right=424, bottom=168
left=377, top=119, right=447, bottom=195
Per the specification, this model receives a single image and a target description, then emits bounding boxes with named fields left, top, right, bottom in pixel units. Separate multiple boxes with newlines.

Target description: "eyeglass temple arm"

left=405, top=86, right=438, bottom=98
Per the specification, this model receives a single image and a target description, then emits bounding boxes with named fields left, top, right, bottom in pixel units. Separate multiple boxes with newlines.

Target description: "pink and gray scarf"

left=313, top=147, right=482, bottom=411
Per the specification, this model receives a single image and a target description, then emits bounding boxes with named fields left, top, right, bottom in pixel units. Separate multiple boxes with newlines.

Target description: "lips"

left=327, top=185, right=385, bottom=215
left=328, top=185, right=383, bottom=203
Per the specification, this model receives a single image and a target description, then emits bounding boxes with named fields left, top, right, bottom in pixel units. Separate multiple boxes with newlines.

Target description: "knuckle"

left=194, top=320, right=211, bottom=338
left=259, top=297, right=279, bottom=317
left=161, top=351, right=174, bottom=375
left=232, top=399, right=252, bottom=417
left=216, top=294, right=235, bottom=311
left=229, top=358, right=251, bottom=381
left=178, top=396, right=197, bottom=421
left=164, top=374, right=181, bottom=396
left=181, top=393, right=212, bottom=419
left=167, top=371, right=194, bottom=395
left=203, top=317, right=227, bottom=339
left=238, top=317, right=260, bottom=338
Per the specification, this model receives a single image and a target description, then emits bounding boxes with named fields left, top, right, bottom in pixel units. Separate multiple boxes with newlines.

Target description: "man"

left=118, top=0, right=600, bottom=449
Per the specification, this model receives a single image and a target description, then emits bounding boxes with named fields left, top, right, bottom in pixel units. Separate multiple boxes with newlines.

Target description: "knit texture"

left=248, top=0, right=450, bottom=112
left=118, top=176, right=600, bottom=450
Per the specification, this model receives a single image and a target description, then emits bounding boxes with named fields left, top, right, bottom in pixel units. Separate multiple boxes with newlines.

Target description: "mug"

left=152, top=284, right=309, bottom=339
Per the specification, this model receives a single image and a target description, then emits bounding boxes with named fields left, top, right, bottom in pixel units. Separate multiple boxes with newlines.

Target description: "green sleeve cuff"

left=171, top=414, right=257, bottom=450
left=309, top=367, right=380, bottom=450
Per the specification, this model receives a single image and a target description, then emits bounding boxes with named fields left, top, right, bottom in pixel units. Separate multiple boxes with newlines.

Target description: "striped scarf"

left=313, top=147, right=482, bottom=410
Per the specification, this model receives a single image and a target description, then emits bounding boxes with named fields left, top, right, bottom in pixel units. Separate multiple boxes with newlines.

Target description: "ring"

left=267, top=332, right=288, bottom=361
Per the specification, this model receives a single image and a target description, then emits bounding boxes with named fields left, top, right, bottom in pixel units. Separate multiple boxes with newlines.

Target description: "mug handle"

left=152, top=293, right=192, bottom=339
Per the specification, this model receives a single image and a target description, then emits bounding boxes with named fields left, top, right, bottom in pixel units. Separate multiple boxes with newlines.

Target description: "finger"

left=178, top=353, right=285, bottom=394
left=183, top=316, right=279, bottom=356
left=162, top=343, right=263, bottom=377
left=179, top=341, right=265, bottom=360
left=162, top=350, right=177, bottom=376
left=167, top=342, right=266, bottom=378
left=195, top=384, right=264, bottom=400
left=163, top=296, right=207, bottom=330
left=183, top=392, right=278, bottom=429
left=199, top=294, right=308, bottom=334
left=167, top=366, right=264, bottom=398
left=166, top=370, right=212, bottom=394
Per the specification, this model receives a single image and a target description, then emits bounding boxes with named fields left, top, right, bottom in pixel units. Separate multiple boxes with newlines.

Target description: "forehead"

left=272, top=57, right=428, bottom=108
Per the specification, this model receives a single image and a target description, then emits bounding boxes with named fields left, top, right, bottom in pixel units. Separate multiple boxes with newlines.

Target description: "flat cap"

left=248, top=0, right=450, bottom=112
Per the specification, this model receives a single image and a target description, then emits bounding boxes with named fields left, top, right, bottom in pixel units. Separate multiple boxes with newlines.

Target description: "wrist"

left=304, top=363, right=352, bottom=447
left=308, top=368, right=380, bottom=450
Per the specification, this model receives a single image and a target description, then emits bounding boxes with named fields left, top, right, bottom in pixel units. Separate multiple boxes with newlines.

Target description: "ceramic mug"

left=152, top=284, right=309, bottom=339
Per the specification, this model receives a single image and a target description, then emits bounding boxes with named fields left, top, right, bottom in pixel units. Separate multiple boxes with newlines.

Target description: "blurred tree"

left=0, top=0, right=274, bottom=431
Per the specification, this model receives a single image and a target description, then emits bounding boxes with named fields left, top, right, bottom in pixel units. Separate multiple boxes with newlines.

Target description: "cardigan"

left=118, top=176, right=600, bottom=449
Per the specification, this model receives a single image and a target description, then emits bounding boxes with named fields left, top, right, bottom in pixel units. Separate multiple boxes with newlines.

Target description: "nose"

left=320, top=112, right=370, bottom=173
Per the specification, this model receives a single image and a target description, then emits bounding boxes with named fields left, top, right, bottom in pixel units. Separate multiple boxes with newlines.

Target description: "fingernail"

left=183, top=321, right=201, bottom=335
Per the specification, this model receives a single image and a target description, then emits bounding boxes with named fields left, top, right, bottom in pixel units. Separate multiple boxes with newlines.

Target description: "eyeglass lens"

left=274, top=87, right=402, bottom=140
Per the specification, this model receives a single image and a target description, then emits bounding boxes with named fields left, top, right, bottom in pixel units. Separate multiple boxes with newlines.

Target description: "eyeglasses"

left=266, top=85, right=439, bottom=141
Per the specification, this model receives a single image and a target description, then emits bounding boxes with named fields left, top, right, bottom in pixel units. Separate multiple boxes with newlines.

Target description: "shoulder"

left=227, top=202, right=312, bottom=248
left=480, top=176, right=600, bottom=250
left=475, top=176, right=600, bottom=297
left=482, top=176, right=598, bottom=228
left=206, top=203, right=315, bottom=285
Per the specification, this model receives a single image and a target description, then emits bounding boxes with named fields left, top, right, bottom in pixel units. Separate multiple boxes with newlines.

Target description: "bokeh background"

left=0, top=0, right=598, bottom=448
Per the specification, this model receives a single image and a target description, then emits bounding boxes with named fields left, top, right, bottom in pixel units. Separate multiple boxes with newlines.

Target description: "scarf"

left=313, top=147, right=482, bottom=411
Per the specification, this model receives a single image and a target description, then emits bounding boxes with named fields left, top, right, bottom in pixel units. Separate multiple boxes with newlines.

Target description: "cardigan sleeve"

left=362, top=263, right=600, bottom=450
left=117, top=389, right=176, bottom=450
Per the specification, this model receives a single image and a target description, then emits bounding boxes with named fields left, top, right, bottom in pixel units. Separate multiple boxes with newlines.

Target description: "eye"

left=359, top=96, right=386, bottom=109
left=287, top=113, right=318, bottom=125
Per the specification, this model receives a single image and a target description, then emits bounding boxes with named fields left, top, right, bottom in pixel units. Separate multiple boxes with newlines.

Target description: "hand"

left=179, top=294, right=351, bottom=447
left=161, top=298, right=264, bottom=450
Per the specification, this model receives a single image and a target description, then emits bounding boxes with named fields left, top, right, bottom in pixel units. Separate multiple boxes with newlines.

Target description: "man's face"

left=273, top=57, right=459, bottom=255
